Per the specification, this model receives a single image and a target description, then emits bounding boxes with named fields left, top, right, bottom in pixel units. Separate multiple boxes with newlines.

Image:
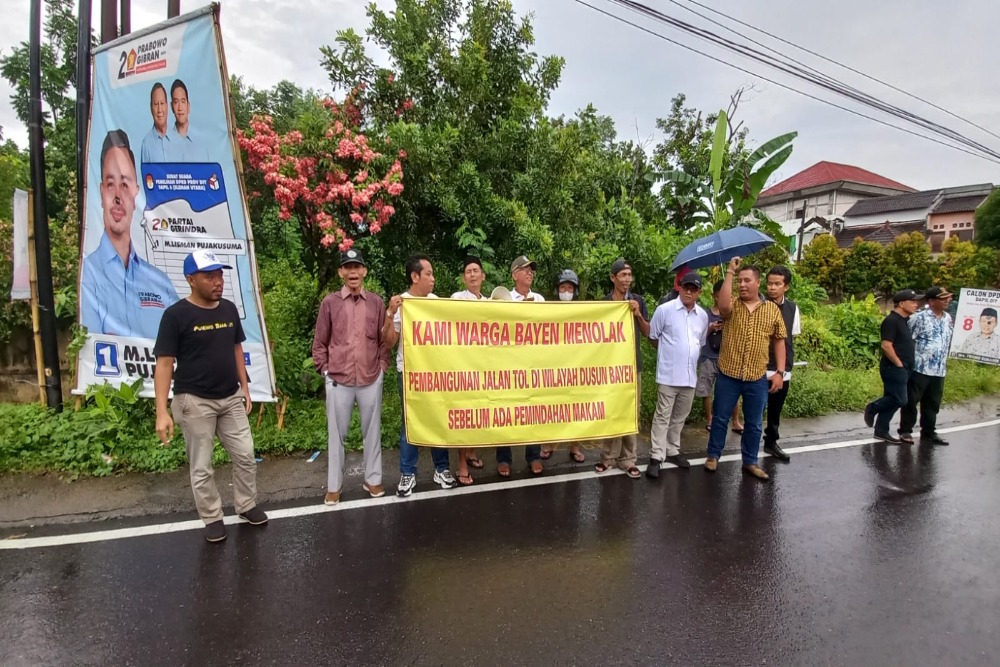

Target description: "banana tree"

left=652, top=108, right=797, bottom=230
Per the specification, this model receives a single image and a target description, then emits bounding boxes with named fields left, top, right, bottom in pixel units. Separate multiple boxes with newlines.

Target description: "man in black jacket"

left=763, top=266, right=801, bottom=462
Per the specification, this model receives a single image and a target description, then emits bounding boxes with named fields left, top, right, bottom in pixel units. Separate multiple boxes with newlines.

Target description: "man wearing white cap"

left=154, top=250, right=267, bottom=543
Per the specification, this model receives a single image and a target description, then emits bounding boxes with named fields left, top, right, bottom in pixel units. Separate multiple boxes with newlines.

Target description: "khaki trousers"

left=649, top=384, right=696, bottom=461
left=600, top=379, right=641, bottom=469
left=173, top=390, right=258, bottom=523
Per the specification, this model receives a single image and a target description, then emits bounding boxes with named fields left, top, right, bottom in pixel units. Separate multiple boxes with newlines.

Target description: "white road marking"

left=3, top=418, right=998, bottom=550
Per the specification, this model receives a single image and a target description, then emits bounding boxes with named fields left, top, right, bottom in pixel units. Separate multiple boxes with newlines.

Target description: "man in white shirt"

left=385, top=254, right=457, bottom=496
left=497, top=255, right=544, bottom=476
left=451, top=255, right=488, bottom=484
left=646, top=272, right=709, bottom=478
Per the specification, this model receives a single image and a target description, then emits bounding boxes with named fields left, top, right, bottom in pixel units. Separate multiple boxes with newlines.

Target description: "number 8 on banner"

left=963, top=317, right=974, bottom=331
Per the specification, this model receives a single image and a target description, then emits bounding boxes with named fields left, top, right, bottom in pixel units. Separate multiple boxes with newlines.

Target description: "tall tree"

left=974, top=187, right=1000, bottom=249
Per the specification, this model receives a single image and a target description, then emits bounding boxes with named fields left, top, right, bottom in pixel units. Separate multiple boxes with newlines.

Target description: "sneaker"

left=646, top=459, right=661, bottom=479
left=238, top=506, right=268, bottom=525
left=397, top=474, right=416, bottom=497
left=874, top=432, right=903, bottom=445
left=665, top=454, right=691, bottom=469
left=863, top=404, right=875, bottom=428
left=704, top=457, right=718, bottom=472
left=204, top=520, right=227, bottom=543
left=363, top=482, right=385, bottom=498
left=323, top=491, right=341, bottom=506
left=742, top=464, right=770, bottom=481
left=433, top=469, right=458, bottom=489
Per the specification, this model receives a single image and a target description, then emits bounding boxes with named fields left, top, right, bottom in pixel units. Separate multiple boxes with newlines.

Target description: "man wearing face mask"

left=594, top=258, right=650, bottom=479
left=540, top=269, right=586, bottom=464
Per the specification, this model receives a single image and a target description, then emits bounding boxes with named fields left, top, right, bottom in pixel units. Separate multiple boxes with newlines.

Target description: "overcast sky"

left=2, top=0, right=999, bottom=191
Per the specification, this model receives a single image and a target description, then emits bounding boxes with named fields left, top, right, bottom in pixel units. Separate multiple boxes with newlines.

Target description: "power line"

left=605, top=0, right=1000, bottom=162
left=672, top=0, right=1000, bottom=144
left=570, top=0, right=1000, bottom=165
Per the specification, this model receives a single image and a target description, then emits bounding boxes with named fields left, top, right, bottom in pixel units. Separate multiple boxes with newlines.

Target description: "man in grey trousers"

left=312, top=249, right=391, bottom=504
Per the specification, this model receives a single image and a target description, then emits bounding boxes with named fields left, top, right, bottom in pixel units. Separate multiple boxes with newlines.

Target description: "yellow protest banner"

left=401, top=298, right=638, bottom=447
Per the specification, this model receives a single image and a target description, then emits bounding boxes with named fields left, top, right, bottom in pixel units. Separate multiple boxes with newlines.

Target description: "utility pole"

left=28, top=0, right=64, bottom=410
left=76, top=0, right=92, bottom=255
left=119, top=0, right=131, bottom=35
left=101, top=0, right=116, bottom=43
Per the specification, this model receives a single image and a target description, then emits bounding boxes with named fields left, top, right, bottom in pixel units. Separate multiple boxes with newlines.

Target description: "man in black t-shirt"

left=154, top=250, right=267, bottom=543
left=595, top=258, right=650, bottom=478
left=864, top=289, right=921, bottom=444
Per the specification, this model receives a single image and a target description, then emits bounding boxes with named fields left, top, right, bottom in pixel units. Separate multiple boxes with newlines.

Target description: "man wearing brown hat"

left=595, top=258, right=650, bottom=478
left=864, top=288, right=922, bottom=444
left=496, top=255, right=545, bottom=476
left=899, top=287, right=953, bottom=445
left=312, top=248, right=391, bottom=504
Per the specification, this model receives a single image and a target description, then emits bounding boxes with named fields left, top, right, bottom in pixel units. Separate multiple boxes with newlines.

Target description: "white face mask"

left=558, top=291, right=574, bottom=301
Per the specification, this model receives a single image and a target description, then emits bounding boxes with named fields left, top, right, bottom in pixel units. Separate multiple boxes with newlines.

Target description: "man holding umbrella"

left=705, top=257, right=786, bottom=481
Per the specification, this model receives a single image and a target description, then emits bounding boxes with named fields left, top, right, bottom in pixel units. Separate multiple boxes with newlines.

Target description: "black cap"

left=892, top=288, right=923, bottom=304
left=680, top=273, right=703, bottom=288
left=339, top=248, right=366, bottom=267
left=924, top=286, right=953, bottom=300
left=982, top=307, right=998, bottom=319
left=462, top=255, right=483, bottom=271
left=610, top=258, right=631, bottom=275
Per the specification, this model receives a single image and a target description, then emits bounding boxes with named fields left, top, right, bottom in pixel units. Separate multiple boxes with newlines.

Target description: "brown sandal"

left=466, top=456, right=485, bottom=469
left=497, top=463, right=511, bottom=478
left=625, top=466, right=641, bottom=479
left=457, top=472, right=474, bottom=486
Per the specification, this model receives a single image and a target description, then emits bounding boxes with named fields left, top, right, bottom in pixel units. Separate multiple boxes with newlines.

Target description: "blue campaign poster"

left=75, top=5, right=276, bottom=401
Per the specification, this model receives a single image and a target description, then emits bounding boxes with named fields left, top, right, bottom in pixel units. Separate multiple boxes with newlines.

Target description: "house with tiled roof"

left=839, top=183, right=994, bottom=251
left=835, top=183, right=993, bottom=252
left=756, top=161, right=914, bottom=257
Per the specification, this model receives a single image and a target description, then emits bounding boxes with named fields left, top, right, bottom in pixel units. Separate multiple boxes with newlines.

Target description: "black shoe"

left=204, top=520, right=227, bottom=543
left=239, top=506, right=268, bottom=525
left=924, top=434, right=950, bottom=446
left=874, top=432, right=903, bottom=445
left=763, top=443, right=790, bottom=462
left=646, top=459, right=661, bottom=479
left=665, top=454, right=691, bottom=469
left=863, top=404, right=875, bottom=428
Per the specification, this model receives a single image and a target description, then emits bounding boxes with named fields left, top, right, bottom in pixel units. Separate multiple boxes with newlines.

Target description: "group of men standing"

left=645, top=258, right=798, bottom=482
left=154, top=246, right=963, bottom=544
left=865, top=287, right=955, bottom=446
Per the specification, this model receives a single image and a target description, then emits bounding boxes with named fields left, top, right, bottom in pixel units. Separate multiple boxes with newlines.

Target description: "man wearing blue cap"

left=154, top=250, right=267, bottom=543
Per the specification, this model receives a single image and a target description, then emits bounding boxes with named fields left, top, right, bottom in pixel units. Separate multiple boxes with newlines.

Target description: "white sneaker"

left=433, top=469, right=457, bottom=489
left=397, top=473, right=416, bottom=497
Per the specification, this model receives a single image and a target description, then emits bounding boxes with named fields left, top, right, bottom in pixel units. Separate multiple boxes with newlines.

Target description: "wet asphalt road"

left=2, top=427, right=1000, bottom=666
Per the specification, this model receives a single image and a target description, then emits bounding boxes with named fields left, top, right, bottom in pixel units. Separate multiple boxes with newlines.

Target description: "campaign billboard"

left=949, top=288, right=1000, bottom=366
left=75, top=5, right=276, bottom=400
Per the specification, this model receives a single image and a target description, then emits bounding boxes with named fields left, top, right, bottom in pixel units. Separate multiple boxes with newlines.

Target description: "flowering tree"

left=238, top=90, right=405, bottom=290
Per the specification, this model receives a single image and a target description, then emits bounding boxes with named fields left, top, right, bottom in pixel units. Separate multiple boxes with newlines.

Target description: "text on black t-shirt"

left=154, top=298, right=247, bottom=399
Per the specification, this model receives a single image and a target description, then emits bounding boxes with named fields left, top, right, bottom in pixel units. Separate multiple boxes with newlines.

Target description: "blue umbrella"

left=670, top=227, right=775, bottom=271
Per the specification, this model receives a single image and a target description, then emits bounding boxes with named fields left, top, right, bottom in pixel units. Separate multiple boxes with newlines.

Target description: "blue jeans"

left=868, top=361, right=909, bottom=435
left=706, top=371, right=769, bottom=465
left=398, top=374, right=451, bottom=475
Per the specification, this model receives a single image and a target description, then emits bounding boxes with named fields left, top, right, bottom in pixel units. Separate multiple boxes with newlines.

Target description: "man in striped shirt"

left=704, top=258, right=787, bottom=481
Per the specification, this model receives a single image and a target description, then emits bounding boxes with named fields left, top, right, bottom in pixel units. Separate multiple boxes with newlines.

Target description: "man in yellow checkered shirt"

left=704, top=258, right=787, bottom=481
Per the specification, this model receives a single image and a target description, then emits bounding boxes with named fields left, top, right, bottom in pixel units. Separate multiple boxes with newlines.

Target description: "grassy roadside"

left=1, top=361, right=997, bottom=478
